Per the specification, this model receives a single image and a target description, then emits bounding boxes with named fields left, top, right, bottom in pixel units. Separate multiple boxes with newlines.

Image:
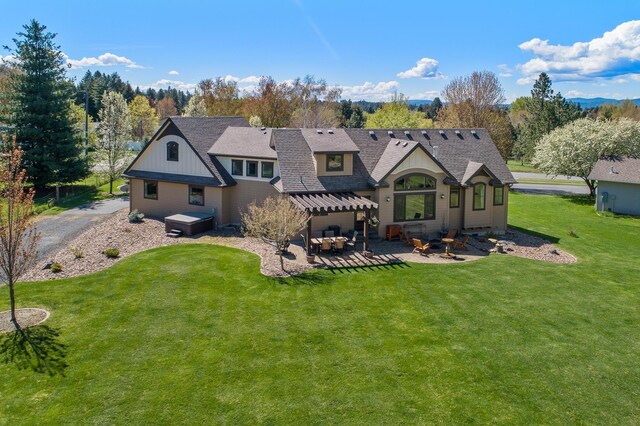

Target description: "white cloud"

left=497, top=64, right=513, bottom=77
left=65, top=52, right=143, bottom=69
left=0, top=54, right=17, bottom=64
left=168, top=70, right=179, bottom=76
left=564, top=90, right=586, bottom=98
left=518, top=20, right=640, bottom=82
left=240, top=75, right=260, bottom=84
left=142, top=79, right=197, bottom=92
left=409, top=91, right=440, bottom=100
left=397, top=57, right=445, bottom=79
left=339, top=81, right=400, bottom=101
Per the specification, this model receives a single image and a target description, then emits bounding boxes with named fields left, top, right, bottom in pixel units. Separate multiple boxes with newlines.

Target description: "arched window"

left=166, top=141, right=179, bottom=161
left=393, top=174, right=437, bottom=221
left=394, top=174, right=436, bottom=191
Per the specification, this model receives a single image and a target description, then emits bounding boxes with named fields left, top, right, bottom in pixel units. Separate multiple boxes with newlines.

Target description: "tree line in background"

left=3, top=19, right=640, bottom=194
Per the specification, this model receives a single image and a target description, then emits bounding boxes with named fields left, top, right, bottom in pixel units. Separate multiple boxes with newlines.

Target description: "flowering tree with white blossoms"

left=533, top=118, right=640, bottom=196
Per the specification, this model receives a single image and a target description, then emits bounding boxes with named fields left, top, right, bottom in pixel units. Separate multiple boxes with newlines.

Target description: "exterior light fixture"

left=386, top=196, right=391, bottom=202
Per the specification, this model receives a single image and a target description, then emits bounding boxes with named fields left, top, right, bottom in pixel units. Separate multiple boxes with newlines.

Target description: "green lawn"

left=34, top=178, right=126, bottom=215
left=507, top=159, right=541, bottom=173
left=2, top=193, right=640, bottom=424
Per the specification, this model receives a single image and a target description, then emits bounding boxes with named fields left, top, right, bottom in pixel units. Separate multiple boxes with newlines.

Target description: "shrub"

left=70, top=247, right=84, bottom=259
left=104, top=248, right=120, bottom=258
left=128, top=209, right=145, bottom=223
left=50, top=263, right=62, bottom=273
left=568, top=228, right=578, bottom=238
left=485, top=231, right=497, bottom=239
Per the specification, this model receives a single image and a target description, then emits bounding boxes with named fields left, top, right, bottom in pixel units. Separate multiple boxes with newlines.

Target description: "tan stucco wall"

left=491, top=187, right=508, bottom=231
left=310, top=211, right=355, bottom=234
left=223, top=180, right=279, bottom=224
left=315, top=153, right=353, bottom=176
left=375, top=167, right=449, bottom=237
left=463, top=176, right=491, bottom=228
left=130, top=178, right=223, bottom=220
left=448, top=188, right=463, bottom=232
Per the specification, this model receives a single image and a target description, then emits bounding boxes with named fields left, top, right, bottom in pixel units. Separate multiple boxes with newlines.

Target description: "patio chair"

left=346, top=231, right=358, bottom=251
left=412, top=238, right=430, bottom=256
left=404, top=231, right=413, bottom=246
left=321, top=238, right=332, bottom=254
left=333, top=238, right=345, bottom=254
left=445, top=229, right=457, bottom=239
left=452, top=235, right=469, bottom=250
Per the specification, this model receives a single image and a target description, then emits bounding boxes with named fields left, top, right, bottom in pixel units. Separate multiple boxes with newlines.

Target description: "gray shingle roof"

left=209, top=127, right=277, bottom=159
left=168, top=116, right=250, bottom=186
left=589, top=157, right=640, bottom=184
left=300, top=128, right=360, bottom=153
left=123, top=170, right=222, bottom=186
left=346, top=128, right=515, bottom=186
left=369, top=139, right=421, bottom=183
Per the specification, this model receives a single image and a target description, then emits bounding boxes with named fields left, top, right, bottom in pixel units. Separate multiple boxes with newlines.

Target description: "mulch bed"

left=0, top=308, right=50, bottom=333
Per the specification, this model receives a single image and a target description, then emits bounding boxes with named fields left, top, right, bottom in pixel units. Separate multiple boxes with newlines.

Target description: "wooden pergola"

left=289, top=192, right=379, bottom=255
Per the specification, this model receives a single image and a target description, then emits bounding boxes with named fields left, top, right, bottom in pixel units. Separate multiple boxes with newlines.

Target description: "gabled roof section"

left=369, top=139, right=451, bottom=186
left=589, top=157, right=640, bottom=184
left=272, top=129, right=371, bottom=193
left=301, top=128, right=360, bottom=153
left=169, top=116, right=250, bottom=186
left=209, top=127, right=276, bottom=159
left=460, top=161, right=498, bottom=185
left=345, top=128, right=515, bottom=185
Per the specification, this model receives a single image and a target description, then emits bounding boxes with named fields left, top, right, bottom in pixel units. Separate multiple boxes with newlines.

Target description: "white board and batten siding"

left=132, top=134, right=212, bottom=177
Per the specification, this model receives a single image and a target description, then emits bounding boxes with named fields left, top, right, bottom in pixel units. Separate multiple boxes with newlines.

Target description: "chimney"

left=433, top=145, right=439, bottom=159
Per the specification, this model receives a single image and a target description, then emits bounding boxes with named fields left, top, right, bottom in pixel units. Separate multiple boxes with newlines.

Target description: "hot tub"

left=164, top=212, right=215, bottom=236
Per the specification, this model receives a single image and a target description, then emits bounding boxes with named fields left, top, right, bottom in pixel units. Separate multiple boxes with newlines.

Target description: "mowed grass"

left=507, top=160, right=541, bottom=173
left=1, top=193, right=640, bottom=424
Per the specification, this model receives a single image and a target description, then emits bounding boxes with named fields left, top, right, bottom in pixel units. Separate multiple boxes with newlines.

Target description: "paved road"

left=512, top=172, right=583, bottom=182
left=511, top=183, right=590, bottom=195
left=34, top=197, right=129, bottom=261
left=510, top=171, right=590, bottom=195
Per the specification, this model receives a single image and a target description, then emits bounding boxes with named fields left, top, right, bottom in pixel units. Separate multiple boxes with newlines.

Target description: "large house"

left=589, top=157, right=640, bottom=216
left=124, top=116, right=515, bottom=249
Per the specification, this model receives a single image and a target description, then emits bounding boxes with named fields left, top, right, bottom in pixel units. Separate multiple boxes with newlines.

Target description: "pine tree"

left=5, top=20, right=89, bottom=188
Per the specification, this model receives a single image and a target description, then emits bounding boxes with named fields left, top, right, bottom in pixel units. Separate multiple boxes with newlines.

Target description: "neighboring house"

left=124, top=116, right=515, bottom=242
left=589, top=157, right=640, bottom=216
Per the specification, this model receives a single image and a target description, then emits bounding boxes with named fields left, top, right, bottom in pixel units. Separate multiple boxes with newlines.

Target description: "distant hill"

left=407, top=100, right=432, bottom=107
left=566, top=98, right=640, bottom=109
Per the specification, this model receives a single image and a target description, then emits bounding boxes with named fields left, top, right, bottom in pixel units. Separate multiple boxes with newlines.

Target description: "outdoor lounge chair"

left=452, top=235, right=469, bottom=250
left=412, top=238, right=430, bottom=256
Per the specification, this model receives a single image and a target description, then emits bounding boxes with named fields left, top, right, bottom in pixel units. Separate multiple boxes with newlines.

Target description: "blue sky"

left=2, top=0, right=640, bottom=102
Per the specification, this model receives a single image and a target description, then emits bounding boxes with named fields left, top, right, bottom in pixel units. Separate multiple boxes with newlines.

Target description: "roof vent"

left=471, top=130, right=479, bottom=139
left=388, top=130, right=394, bottom=136
left=404, top=131, right=411, bottom=136
left=610, top=166, right=617, bottom=174
left=455, top=130, right=463, bottom=139
left=369, top=130, right=375, bottom=137
left=316, top=129, right=323, bottom=134
left=327, top=129, right=334, bottom=134
left=439, top=130, right=445, bottom=135
left=395, top=140, right=401, bottom=146
left=421, top=130, right=430, bottom=139
left=438, top=130, right=448, bottom=140
left=402, top=142, right=408, bottom=147
left=260, top=127, right=266, bottom=131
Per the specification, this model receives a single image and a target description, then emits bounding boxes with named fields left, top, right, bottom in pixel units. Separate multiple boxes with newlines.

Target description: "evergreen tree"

left=427, top=97, right=443, bottom=120
left=345, top=105, right=365, bottom=128
left=5, top=20, right=89, bottom=188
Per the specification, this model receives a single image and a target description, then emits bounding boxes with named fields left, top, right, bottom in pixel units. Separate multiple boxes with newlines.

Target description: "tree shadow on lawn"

left=509, top=225, right=560, bottom=244
left=0, top=325, right=68, bottom=376
left=274, top=272, right=333, bottom=287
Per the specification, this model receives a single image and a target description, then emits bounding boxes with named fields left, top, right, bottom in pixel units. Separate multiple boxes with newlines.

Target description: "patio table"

left=311, top=237, right=347, bottom=253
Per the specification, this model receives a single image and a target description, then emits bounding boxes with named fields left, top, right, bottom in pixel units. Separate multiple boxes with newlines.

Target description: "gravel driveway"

left=34, top=197, right=130, bottom=262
